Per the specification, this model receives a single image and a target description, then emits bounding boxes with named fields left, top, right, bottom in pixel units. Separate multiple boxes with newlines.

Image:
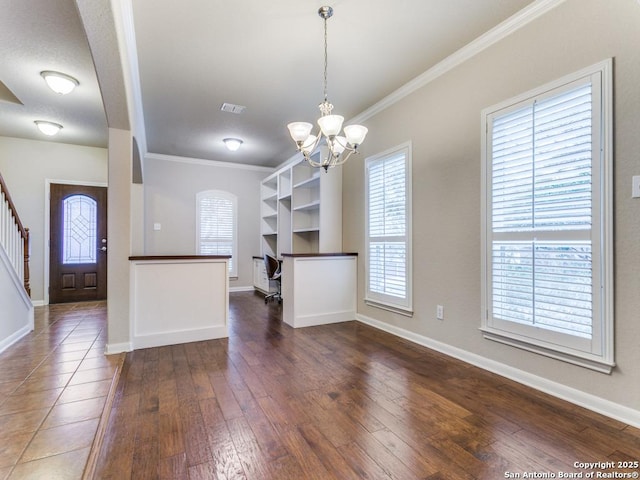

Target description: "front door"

left=49, top=183, right=107, bottom=303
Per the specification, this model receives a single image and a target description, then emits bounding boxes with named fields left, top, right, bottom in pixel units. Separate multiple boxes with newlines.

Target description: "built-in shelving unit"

left=260, top=175, right=279, bottom=256
left=259, top=154, right=342, bottom=258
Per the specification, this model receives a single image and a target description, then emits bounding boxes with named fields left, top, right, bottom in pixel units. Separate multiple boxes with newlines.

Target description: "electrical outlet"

left=436, top=305, right=444, bottom=320
left=632, top=176, right=640, bottom=198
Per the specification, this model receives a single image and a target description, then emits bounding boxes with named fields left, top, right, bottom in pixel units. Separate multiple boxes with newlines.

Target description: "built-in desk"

left=281, top=253, right=357, bottom=328
left=129, top=255, right=230, bottom=349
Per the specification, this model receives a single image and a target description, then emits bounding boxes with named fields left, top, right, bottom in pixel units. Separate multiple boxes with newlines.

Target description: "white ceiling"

left=0, top=0, right=536, bottom=168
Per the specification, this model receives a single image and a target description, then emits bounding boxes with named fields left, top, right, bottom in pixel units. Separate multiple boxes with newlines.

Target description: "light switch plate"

left=153, top=223, right=162, bottom=231
left=633, top=176, right=640, bottom=198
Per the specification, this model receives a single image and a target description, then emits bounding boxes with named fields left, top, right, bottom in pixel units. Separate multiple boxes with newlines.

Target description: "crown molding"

left=350, top=0, right=568, bottom=125
left=111, top=0, right=147, bottom=156
left=146, top=152, right=273, bottom=172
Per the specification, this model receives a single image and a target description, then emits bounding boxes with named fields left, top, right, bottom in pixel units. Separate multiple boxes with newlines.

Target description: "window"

left=196, top=190, right=237, bottom=277
left=481, top=60, right=613, bottom=372
left=365, top=142, right=412, bottom=314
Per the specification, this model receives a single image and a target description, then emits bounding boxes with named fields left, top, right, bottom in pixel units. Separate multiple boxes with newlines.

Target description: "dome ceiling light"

left=40, top=71, right=79, bottom=95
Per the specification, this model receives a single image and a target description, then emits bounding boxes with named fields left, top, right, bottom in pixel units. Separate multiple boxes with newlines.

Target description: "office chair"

left=264, top=254, right=282, bottom=304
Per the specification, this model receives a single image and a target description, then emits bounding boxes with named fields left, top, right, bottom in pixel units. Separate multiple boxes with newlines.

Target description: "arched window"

left=196, top=190, right=237, bottom=277
left=63, top=195, right=97, bottom=264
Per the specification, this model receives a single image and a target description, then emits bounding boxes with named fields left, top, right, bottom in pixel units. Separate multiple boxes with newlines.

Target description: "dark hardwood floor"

left=95, top=292, right=640, bottom=479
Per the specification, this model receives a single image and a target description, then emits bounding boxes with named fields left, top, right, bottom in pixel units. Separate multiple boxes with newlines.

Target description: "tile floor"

left=0, top=301, right=121, bottom=479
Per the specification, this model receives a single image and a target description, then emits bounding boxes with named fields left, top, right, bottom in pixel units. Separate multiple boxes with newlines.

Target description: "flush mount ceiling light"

left=223, top=138, right=243, bottom=151
left=40, top=71, right=79, bottom=95
left=287, top=6, right=368, bottom=171
left=34, top=120, right=63, bottom=136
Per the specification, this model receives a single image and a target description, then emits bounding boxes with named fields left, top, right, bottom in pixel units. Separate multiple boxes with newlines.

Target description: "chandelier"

left=287, top=6, right=368, bottom=171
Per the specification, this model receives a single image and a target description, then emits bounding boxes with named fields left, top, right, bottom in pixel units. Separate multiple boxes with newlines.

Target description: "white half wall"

left=129, top=257, right=229, bottom=350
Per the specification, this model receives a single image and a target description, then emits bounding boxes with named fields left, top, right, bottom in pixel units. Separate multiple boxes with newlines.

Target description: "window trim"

left=480, top=59, right=614, bottom=373
left=196, top=189, right=238, bottom=278
left=364, top=141, right=413, bottom=315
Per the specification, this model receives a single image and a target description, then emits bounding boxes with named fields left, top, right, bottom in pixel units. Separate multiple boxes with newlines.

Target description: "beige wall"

left=343, top=0, right=640, bottom=411
left=0, top=136, right=108, bottom=302
left=143, top=157, right=267, bottom=289
left=106, top=129, right=133, bottom=352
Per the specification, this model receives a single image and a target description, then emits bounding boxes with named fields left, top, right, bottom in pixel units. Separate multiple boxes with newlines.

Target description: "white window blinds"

left=491, top=82, right=593, bottom=338
left=491, top=84, right=593, bottom=233
left=365, top=143, right=412, bottom=313
left=197, top=190, right=237, bottom=276
left=482, top=60, right=614, bottom=372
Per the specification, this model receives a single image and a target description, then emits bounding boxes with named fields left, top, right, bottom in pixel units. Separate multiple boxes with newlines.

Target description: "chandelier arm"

left=306, top=146, right=355, bottom=170
left=299, top=133, right=322, bottom=159
left=331, top=149, right=354, bottom=167
left=330, top=135, right=358, bottom=153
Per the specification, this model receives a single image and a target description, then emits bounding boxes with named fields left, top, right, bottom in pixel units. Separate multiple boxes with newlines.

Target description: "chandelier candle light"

left=287, top=6, right=368, bottom=171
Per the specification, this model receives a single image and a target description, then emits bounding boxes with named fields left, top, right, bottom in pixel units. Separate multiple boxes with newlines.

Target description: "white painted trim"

left=350, top=0, right=567, bottom=125
left=105, top=342, right=132, bottom=354
left=229, top=286, right=254, bottom=293
left=146, top=152, right=273, bottom=173
left=288, top=311, right=354, bottom=329
left=43, top=179, right=108, bottom=305
left=110, top=0, right=148, bottom=160
left=132, top=326, right=228, bottom=350
left=356, top=313, right=640, bottom=428
left=31, top=300, right=45, bottom=307
left=0, top=324, right=32, bottom=354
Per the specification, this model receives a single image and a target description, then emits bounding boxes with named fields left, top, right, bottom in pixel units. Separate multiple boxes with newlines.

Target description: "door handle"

left=101, top=246, right=107, bottom=252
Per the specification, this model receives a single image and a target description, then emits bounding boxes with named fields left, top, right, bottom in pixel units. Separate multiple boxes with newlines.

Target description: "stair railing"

left=0, top=172, right=30, bottom=296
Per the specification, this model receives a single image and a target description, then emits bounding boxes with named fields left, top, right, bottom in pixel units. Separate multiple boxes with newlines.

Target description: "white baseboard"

left=0, top=324, right=33, bottom=354
left=105, top=342, right=132, bottom=355
left=286, top=310, right=355, bottom=329
left=32, top=299, right=45, bottom=307
left=132, top=325, right=228, bottom=350
left=229, top=286, right=254, bottom=293
left=356, top=313, right=640, bottom=429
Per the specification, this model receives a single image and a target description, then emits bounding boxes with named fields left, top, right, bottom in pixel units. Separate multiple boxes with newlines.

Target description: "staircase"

left=0, top=171, right=33, bottom=353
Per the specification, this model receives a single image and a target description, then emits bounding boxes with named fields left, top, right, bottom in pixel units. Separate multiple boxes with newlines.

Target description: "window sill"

left=480, top=328, right=615, bottom=374
left=365, top=298, right=413, bottom=317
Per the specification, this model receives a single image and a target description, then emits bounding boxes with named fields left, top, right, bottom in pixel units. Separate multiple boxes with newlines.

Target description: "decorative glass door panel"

left=63, top=195, right=97, bottom=264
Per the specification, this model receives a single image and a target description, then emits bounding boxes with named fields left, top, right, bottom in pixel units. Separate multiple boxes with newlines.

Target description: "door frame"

left=44, top=179, right=108, bottom=305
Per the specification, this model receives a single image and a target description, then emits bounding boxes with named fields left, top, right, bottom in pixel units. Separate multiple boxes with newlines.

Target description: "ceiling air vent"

left=220, top=103, right=246, bottom=114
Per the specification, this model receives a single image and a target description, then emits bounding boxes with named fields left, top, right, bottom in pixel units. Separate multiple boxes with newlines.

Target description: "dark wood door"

left=49, top=184, right=107, bottom=303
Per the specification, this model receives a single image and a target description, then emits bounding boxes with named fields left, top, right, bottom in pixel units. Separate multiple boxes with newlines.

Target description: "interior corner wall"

left=342, top=0, right=640, bottom=411
left=142, top=157, right=266, bottom=290
left=106, top=128, right=132, bottom=352
left=0, top=136, right=108, bottom=303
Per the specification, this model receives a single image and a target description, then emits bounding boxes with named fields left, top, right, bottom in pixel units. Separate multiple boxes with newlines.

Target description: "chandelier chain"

left=323, top=14, right=328, bottom=103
